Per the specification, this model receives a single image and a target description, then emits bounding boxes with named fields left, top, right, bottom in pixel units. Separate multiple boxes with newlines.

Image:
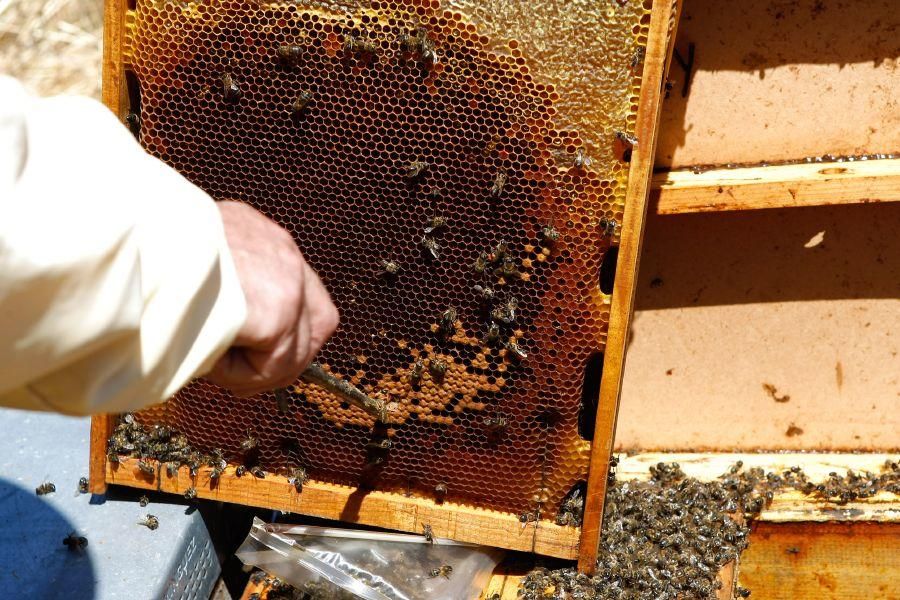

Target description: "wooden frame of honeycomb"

left=90, top=0, right=679, bottom=570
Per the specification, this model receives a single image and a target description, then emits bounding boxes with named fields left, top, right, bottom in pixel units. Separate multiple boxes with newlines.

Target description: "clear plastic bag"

left=236, top=518, right=503, bottom=600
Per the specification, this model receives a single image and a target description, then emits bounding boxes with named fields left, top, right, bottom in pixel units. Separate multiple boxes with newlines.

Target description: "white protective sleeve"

left=0, top=76, right=247, bottom=415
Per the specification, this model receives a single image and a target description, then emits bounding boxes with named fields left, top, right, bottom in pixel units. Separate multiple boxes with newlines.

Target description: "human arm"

left=0, top=76, right=337, bottom=414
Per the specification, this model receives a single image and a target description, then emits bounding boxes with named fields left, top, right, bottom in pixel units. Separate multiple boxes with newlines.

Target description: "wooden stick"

left=651, top=158, right=900, bottom=214
left=577, top=0, right=681, bottom=574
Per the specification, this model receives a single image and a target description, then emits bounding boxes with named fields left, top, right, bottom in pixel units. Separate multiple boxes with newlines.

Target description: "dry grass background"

left=0, top=0, right=103, bottom=98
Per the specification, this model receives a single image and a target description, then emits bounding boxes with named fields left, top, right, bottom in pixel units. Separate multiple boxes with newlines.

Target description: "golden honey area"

left=128, top=0, right=649, bottom=516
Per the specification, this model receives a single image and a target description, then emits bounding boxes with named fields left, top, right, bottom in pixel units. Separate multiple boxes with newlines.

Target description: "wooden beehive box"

left=91, top=0, right=680, bottom=565
left=611, top=0, right=900, bottom=596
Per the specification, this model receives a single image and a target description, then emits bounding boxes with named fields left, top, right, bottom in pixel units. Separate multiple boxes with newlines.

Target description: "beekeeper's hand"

left=205, top=201, right=339, bottom=397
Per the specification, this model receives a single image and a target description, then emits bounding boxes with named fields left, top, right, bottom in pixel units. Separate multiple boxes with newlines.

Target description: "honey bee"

left=240, top=433, right=258, bottom=452
left=221, top=72, right=240, bottom=104
left=124, top=112, right=140, bottom=138
left=555, top=512, right=578, bottom=527
left=184, top=487, right=197, bottom=500
left=540, top=222, right=560, bottom=244
left=486, top=240, right=508, bottom=264
left=472, top=252, right=488, bottom=273
left=483, top=323, right=501, bottom=345
left=277, top=44, right=303, bottom=66
left=438, top=307, right=458, bottom=336
left=483, top=415, right=508, bottom=436
left=400, top=27, right=437, bottom=67
left=418, top=37, right=437, bottom=68
left=424, top=215, right=447, bottom=234
left=490, top=170, right=507, bottom=197
left=106, top=450, right=119, bottom=464
left=555, top=489, right=584, bottom=527
left=494, top=256, right=522, bottom=279
left=250, top=571, right=267, bottom=585
left=616, top=131, right=637, bottom=146
left=209, top=463, right=224, bottom=481
left=366, top=439, right=392, bottom=451
left=573, top=147, right=592, bottom=169
left=491, top=297, right=518, bottom=325
left=630, top=46, right=646, bottom=71
left=422, top=524, right=434, bottom=543
left=137, top=459, right=155, bottom=475
left=506, top=341, right=528, bottom=361
left=166, top=462, right=178, bottom=477
left=344, top=34, right=377, bottom=56
left=421, top=236, right=440, bottom=260
left=275, top=388, right=291, bottom=413
left=429, top=358, right=448, bottom=381
left=664, top=79, right=675, bottom=98
left=381, top=259, right=400, bottom=276
left=615, top=131, right=637, bottom=163
left=250, top=466, right=266, bottom=479
left=434, top=482, right=448, bottom=501
left=405, top=160, right=427, bottom=179
left=598, top=216, right=618, bottom=238
left=35, top=482, right=56, bottom=496
left=399, top=31, right=419, bottom=53
left=138, top=514, right=159, bottom=530
left=77, top=477, right=89, bottom=494
left=289, top=467, right=307, bottom=493
left=473, top=284, right=496, bottom=301
left=429, top=565, right=453, bottom=579
left=63, top=532, right=88, bottom=553
left=139, top=495, right=149, bottom=507
left=519, top=510, right=538, bottom=529
left=235, top=465, right=246, bottom=477
left=409, top=359, right=425, bottom=385
left=292, top=90, right=313, bottom=115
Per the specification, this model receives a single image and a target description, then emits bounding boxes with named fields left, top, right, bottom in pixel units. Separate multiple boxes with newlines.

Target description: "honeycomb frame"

left=91, top=0, right=678, bottom=562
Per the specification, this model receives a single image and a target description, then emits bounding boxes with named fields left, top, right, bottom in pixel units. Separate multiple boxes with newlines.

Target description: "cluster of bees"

left=554, top=487, right=586, bottom=527
left=520, top=459, right=900, bottom=599
left=739, top=458, right=900, bottom=506
left=218, top=25, right=440, bottom=117
left=248, top=571, right=294, bottom=600
left=522, top=462, right=756, bottom=600
left=106, top=414, right=309, bottom=496
left=249, top=571, right=357, bottom=600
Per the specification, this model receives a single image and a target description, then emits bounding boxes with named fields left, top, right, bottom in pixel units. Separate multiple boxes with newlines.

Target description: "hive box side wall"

left=739, top=522, right=900, bottom=600
left=616, top=203, right=900, bottom=453
left=650, top=0, right=900, bottom=213
left=656, top=0, right=900, bottom=170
